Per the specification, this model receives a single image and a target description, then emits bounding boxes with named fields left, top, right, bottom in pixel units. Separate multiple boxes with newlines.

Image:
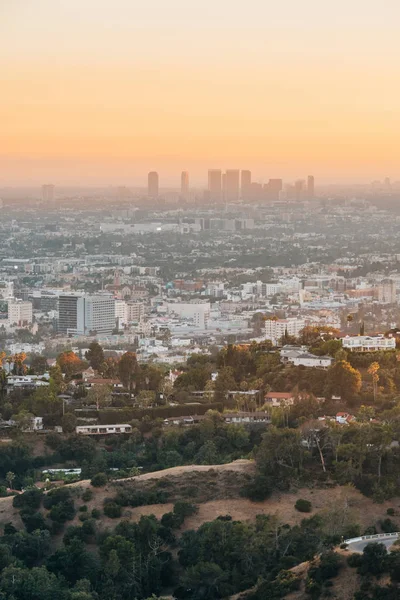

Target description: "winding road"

left=345, top=532, right=400, bottom=553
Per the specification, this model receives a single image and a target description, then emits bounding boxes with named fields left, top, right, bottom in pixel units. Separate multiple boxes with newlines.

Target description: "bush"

left=91, top=508, right=101, bottom=519
left=13, top=489, right=43, bottom=511
left=49, top=500, right=76, bottom=523
left=79, top=505, right=88, bottom=512
left=91, top=473, right=108, bottom=487
left=103, top=502, right=122, bottom=518
left=241, top=474, right=273, bottom=502
left=173, top=501, right=198, bottom=519
left=79, top=513, right=90, bottom=522
left=347, top=554, right=363, bottom=568
left=43, top=487, right=72, bottom=509
left=20, top=510, right=48, bottom=533
left=81, top=489, right=93, bottom=502
left=380, top=518, right=398, bottom=533
left=161, top=512, right=182, bottom=529
left=386, top=508, right=395, bottom=516
left=295, top=499, right=312, bottom=513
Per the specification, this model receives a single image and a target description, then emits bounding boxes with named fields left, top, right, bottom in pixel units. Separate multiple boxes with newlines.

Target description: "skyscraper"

left=58, top=293, right=115, bottom=335
left=295, top=180, right=305, bottom=201
left=42, top=184, right=55, bottom=203
left=307, top=175, right=315, bottom=198
left=225, top=170, right=240, bottom=202
left=148, top=171, right=159, bottom=198
left=267, top=179, right=283, bottom=201
left=241, top=170, right=252, bottom=200
left=208, top=169, right=222, bottom=202
left=181, top=171, right=189, bottom=200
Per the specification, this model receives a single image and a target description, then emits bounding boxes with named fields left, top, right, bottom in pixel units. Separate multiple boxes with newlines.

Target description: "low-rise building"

left=265, top=317, right=305, bottom=345
left=264, top=391, right=295, bottom=407
left=342, top=335, right=395, bottom=352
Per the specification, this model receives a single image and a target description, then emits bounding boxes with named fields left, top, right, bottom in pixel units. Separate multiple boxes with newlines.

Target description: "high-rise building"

left=77, top=295, right=116, bottom=335
left=295, top=180, right=304, bottom=201
left=225, top=170, right=240, bottom=202
left=307, top=175, right=315, bottom=198
left=59, top=294, right=116, bottom=335
left=42, top=184, right=55, bottom=203
left=208, top=170, right=222, bottom=202
left=7, top=299, right=33, bottom=327
left=378, top=279, right=397, bottom=304
left=148, top=172, right=159, bottom=198
left=181, top=171, right=189, bottom=199
left=241, top=170, right=252, bottom=200
left=58, top=294, right=79, bottom=334
left=267, top=179, right=283, bottom=201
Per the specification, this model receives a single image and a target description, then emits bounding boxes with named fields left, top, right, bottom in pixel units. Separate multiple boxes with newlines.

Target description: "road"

left=346, top=534, right=399, bottom=553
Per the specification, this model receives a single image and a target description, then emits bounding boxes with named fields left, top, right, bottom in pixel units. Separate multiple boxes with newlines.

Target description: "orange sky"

left=1, top=0, right=400, bottom=185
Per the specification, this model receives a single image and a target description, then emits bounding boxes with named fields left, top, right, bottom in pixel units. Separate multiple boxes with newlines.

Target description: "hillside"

left=2, top=459, right=400, bottom=540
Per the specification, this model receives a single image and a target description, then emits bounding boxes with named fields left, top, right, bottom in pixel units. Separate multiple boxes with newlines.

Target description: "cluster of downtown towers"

left=147, top=170, right=315, bottom=202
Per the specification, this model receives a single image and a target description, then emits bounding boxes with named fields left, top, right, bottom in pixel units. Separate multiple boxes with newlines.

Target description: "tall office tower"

left=58, top=294, right=115, bottom=335
left=241, top=170, right=252, bottom=200
left=181, top=171, right=189, bottom=199
left=307, top=175, right=315, bottom=198
left=384, top=177, right=391, bottom=189
left=295, top=180, right=304, bottom=201
left=148, top=171, right=159, bottom=198
left=42, top=184, right=55, bottom=203
left=58, top=294, right=79, bottom=334
left=208, top=169, right=222, bottom=202
left=378, top=279, right=397, bottom=304
left=225, top=170, right=240, bottom=202
left=267, top=179, right=283, bottom=201
left=76, top=295, right=116, bottom=335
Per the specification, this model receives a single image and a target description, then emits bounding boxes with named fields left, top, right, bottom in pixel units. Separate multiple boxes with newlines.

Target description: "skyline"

left=2, top=0, right=400, bottom=184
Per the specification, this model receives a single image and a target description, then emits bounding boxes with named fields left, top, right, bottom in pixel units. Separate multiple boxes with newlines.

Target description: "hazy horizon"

left=2, top=0, right=400, bottom=185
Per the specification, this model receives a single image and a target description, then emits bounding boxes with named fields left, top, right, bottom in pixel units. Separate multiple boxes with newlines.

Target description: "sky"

left=1, top=0, right=400, bottom=186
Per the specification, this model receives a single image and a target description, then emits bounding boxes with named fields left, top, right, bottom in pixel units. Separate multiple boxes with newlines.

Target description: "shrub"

left=91, top=508, right=101, bottom=519
left=161, top=512, right=182, bottom=529
left=43, top=487, right=72, bottom=509
left=347, top=554, right=363, bottom=568
left=79, top=513, right=90, bottom=522
left=103, top=502, right=122, bottom=518
left=49, top=500, right=75, bottom=523
left=241, top=474, right=273, bottom=502
left=295, top=499, right=312, bottom=513
left=13, top=489, right=43, bottom=511
left=173, top=501, right=198, bottom=519
left=81, top=489, right=94, bottom=502
left=386, top=508, right=395, bottom=516
left=91, top=473, right=108, bottom=487
left=380, top=518, right=398, bottom=533
left=20, top=510, right=48, bottom=533
left=79, top=505, right=88, bottom=512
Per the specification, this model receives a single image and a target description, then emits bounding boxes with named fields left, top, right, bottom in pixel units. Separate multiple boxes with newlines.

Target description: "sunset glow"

left=2, top=0, right=400, bottom=184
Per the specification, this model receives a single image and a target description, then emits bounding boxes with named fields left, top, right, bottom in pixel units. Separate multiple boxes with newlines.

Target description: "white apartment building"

left=126, top=301, right=144, bottom=322
left=7, top=299, right=33, bottom=327
left=76, top=295, right=115, bottom=335
left=342, top=335, right=396, bottom=352
left=265, top=317, right=305, bottom=345
left=115, top=300, right=127, bottom=324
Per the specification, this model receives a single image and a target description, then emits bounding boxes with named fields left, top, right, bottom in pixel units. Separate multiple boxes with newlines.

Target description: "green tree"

left=85, top=384, right=112, bottom=411
left=325, top=360, right=361, bottom=398
left=85, top=342, right=105, bottom=371
left=62, top=412, right=77, bottom=433
left=118, top=352, right=139, bottom=391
